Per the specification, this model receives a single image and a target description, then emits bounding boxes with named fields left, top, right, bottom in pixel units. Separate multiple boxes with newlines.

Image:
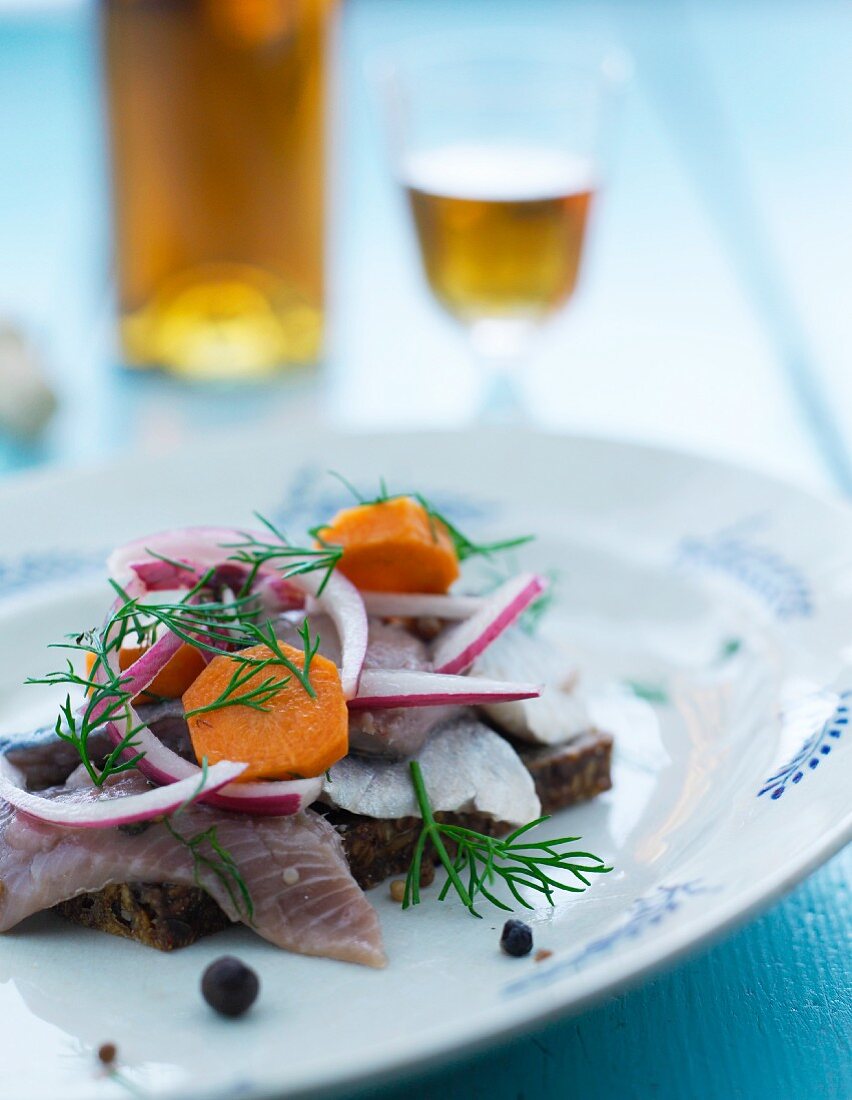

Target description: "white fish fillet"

left=279, top=614, right=456, bottom=757
left=321, top=718, right=540, bottom=826
left=473, top=627, right=590, bottom=745
left=277, top=614, right=428, bottom=672
left=0, top=773, right=385, bottom=967
left=347, top=703, right=464, bottom=759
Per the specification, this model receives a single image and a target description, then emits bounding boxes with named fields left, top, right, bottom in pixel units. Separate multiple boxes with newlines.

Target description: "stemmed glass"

left=379, top=39, right=627, bottom=420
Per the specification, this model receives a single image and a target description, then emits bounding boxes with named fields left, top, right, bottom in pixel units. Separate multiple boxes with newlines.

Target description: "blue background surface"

left=0, top=3, right=849, bottom=1098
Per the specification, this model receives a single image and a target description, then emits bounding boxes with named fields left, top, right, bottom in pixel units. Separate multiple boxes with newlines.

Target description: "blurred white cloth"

left=0, top=325, right=57, bottom=438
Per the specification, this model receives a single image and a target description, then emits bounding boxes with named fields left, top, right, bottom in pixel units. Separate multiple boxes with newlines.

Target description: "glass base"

left=120, top=265, right=322, bottom=379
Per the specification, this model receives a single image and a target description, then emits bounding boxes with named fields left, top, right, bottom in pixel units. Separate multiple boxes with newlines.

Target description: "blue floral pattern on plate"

left=758, top=693, right=849, bottom=799
left=0, top=548, right=105, bottom=600
left=678, top=517, right=812, bottom=619
left=503, top=881, right=716, bottom=998
left=0, top=468, right=498, bottom=603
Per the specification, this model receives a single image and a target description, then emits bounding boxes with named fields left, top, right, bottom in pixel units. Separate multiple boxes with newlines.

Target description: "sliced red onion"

left=108, top=526, right=368, bottom=698
left=104, top=716, right=323, bottom=816
left=349, top=669, right=541, bottom=709
left=0, top=757, right=246, bottom=829
left=432, top=573, right=547, bottom=675
left=283, top=569, right=367, bottom=698
left=93, top=630, right=184, bottom=717
left=250, top=571, right=306, bottom=613
left=108, top=527, right=255, bottom=588
left=332, top=591, right=484, bottom=621
left=128, top=558, right=205, bottom=591
left=80, top=630, right=184, bottom=730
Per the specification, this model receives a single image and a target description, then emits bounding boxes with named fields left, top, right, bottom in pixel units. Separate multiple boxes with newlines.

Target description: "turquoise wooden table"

left=0, top=3, right=849, bottom=1098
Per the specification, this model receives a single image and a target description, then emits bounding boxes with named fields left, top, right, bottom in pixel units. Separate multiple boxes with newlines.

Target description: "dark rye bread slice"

left=320, top=730, right=613, bottom=888
left=517, top=731, right=613, bottom=815
left=55, top=882, right=232, bottom=951
left=55, top=730, right=613, bottom=948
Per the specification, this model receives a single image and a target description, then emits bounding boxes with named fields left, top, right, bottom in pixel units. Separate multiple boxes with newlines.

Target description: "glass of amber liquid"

left=101, top=0, right=334, bottom=379
left=382, top=41, right=626, bottom=419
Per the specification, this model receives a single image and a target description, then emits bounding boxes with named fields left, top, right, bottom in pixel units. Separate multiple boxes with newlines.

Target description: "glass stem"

left=468, top=318, right=536, bottom=424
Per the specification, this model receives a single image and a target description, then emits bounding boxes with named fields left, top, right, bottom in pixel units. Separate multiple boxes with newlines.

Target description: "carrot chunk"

left=181, top=642, right=348, bottom=782
left=86, top=643, right=205, bottom=705
left=317, top=497, right=460, bottom=593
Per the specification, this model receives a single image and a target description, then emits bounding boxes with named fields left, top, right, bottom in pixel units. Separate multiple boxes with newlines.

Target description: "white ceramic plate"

left=0, top=429, right=849, bottom=1100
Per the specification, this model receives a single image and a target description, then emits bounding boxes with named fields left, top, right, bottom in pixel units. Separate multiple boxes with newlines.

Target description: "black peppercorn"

left=500, top=919, right=533, bottom=957
left=201, top=956, right=260, bottom=1017
left=97, top=1042, right=117, bottom=1066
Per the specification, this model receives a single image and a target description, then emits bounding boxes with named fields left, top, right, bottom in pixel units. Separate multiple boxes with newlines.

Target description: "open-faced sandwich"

left=0, top=479, right=613, bottom=967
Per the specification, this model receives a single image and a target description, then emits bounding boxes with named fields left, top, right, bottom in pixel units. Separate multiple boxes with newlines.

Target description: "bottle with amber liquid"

left=101, top=0, right=333, bottom=379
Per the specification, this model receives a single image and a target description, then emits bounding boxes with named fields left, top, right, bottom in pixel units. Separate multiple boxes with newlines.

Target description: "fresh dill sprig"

left=163, top=816, right=254, bottom=923
left=519, top=589, right=554, bottom=636
left=26, top=626, right=145, bottom=787
left=414, top=496, right=533, bottom=563
left=109, top=582, right=321, bottom=707
left=110, top=589, right=262, bottom=657
left=322, top=472, right=533, bottom=563
left=142, top=548, right=198, bottom=573
left=27, top=581, right=252, bottom=786
left=404, top=761, right=611, bottom=917
left=298, top=618, right=321, bottom=682
left=624, top=679, right=669, bottom=705
left=110, top=585, right=320, bottom=701
left=220, top=513, right=343, bottom=597
left=519, top=570, right=558, bottom=635
left=177, top=756, right=210, bottom=813
left=239, top=617, right=320, bottom=700
left=184, top=658, right=292, bottom=719
left=106, top=580, right=153, bottom=648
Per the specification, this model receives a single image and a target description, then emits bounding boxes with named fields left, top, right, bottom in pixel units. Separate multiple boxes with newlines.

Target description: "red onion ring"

left=0, top=756, right=246, bottom=829
left=318, top=591, right=484, bottom=621
left=349, top=669, right=541, bottom=709
left=432, top=573, right=547, bottom=675
left=109, top=526, right=368, bottom=698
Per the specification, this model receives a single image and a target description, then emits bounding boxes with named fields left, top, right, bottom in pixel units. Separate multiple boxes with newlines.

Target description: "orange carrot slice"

left=86, top=644, right=206, bottom=705
left=181, top=642, right=348, bottom=782
left=317, top=496, right=460, bottom=594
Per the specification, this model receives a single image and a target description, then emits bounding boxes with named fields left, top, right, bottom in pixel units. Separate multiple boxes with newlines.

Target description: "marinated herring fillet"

left=57, top=727, right=614, bottom=934
left=0, top=709, right=189, bottom=792
left=474, top=626, right=590, bottom=744
left=320, top=727, right=613, bottom=889
left=289, top=614, right=459, bottom=758
left=321, top=718, right=540, bottom=825
left=0, top=772, right=385, bottom=967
